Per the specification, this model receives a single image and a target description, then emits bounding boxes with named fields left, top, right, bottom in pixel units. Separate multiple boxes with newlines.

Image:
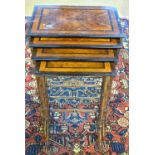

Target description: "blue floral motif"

left=47, top=77, right=103, bottom=108
left=63, top=111, right=88, bottom=125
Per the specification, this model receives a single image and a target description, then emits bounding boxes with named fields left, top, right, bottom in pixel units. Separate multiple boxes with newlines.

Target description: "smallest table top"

left=28, top=5, right=124, bottom=38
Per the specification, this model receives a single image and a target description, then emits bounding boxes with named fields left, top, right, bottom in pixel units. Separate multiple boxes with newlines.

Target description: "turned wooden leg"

left=36, top=76, right=50, bottom=141
left=98, top=76, right=112, bottom=152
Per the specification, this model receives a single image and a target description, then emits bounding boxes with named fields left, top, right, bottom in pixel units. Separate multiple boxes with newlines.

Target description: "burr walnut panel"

left=28, top=5, right=123, bottom=38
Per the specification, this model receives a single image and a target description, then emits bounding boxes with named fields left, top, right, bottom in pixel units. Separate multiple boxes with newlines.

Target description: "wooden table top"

left=32, top=48, right=118, bottom=62
left=28, top=5, right=124, bottom=38
left=39, top=61, right=112, bottom=73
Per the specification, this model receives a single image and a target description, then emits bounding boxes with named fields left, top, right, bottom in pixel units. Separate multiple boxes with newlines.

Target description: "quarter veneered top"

left=28, top=5, right=123, bottom=38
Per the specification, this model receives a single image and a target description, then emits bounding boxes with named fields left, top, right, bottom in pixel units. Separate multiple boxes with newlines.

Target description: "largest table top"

left=28, top=5, right=124, bottom=38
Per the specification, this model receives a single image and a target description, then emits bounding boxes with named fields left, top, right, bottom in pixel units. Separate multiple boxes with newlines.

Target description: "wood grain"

left=31, top=37, right=120, bottom=47
left=28, top=5, right=123, bottom=38
left=36, top=76, right=50, bottom=141
left=32, top=48, right=116, bottom=61
left=98, top=76, right=112, bottom=152
left=39, top=61, right=112, bottom=73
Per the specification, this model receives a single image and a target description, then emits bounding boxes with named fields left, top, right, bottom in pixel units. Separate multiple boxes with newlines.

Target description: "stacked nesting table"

left=28, top=5, right=124, bottom=154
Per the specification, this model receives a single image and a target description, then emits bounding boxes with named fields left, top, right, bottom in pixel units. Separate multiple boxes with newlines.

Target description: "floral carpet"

left=25, top=17, right=129, bottom=155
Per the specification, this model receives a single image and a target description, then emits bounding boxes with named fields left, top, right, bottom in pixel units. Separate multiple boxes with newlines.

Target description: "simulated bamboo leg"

left=98, top=76, right=112, bottom=153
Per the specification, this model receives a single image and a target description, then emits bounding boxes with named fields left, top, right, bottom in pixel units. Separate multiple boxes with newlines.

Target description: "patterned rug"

left=25, top=17, right=129, bottom=155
